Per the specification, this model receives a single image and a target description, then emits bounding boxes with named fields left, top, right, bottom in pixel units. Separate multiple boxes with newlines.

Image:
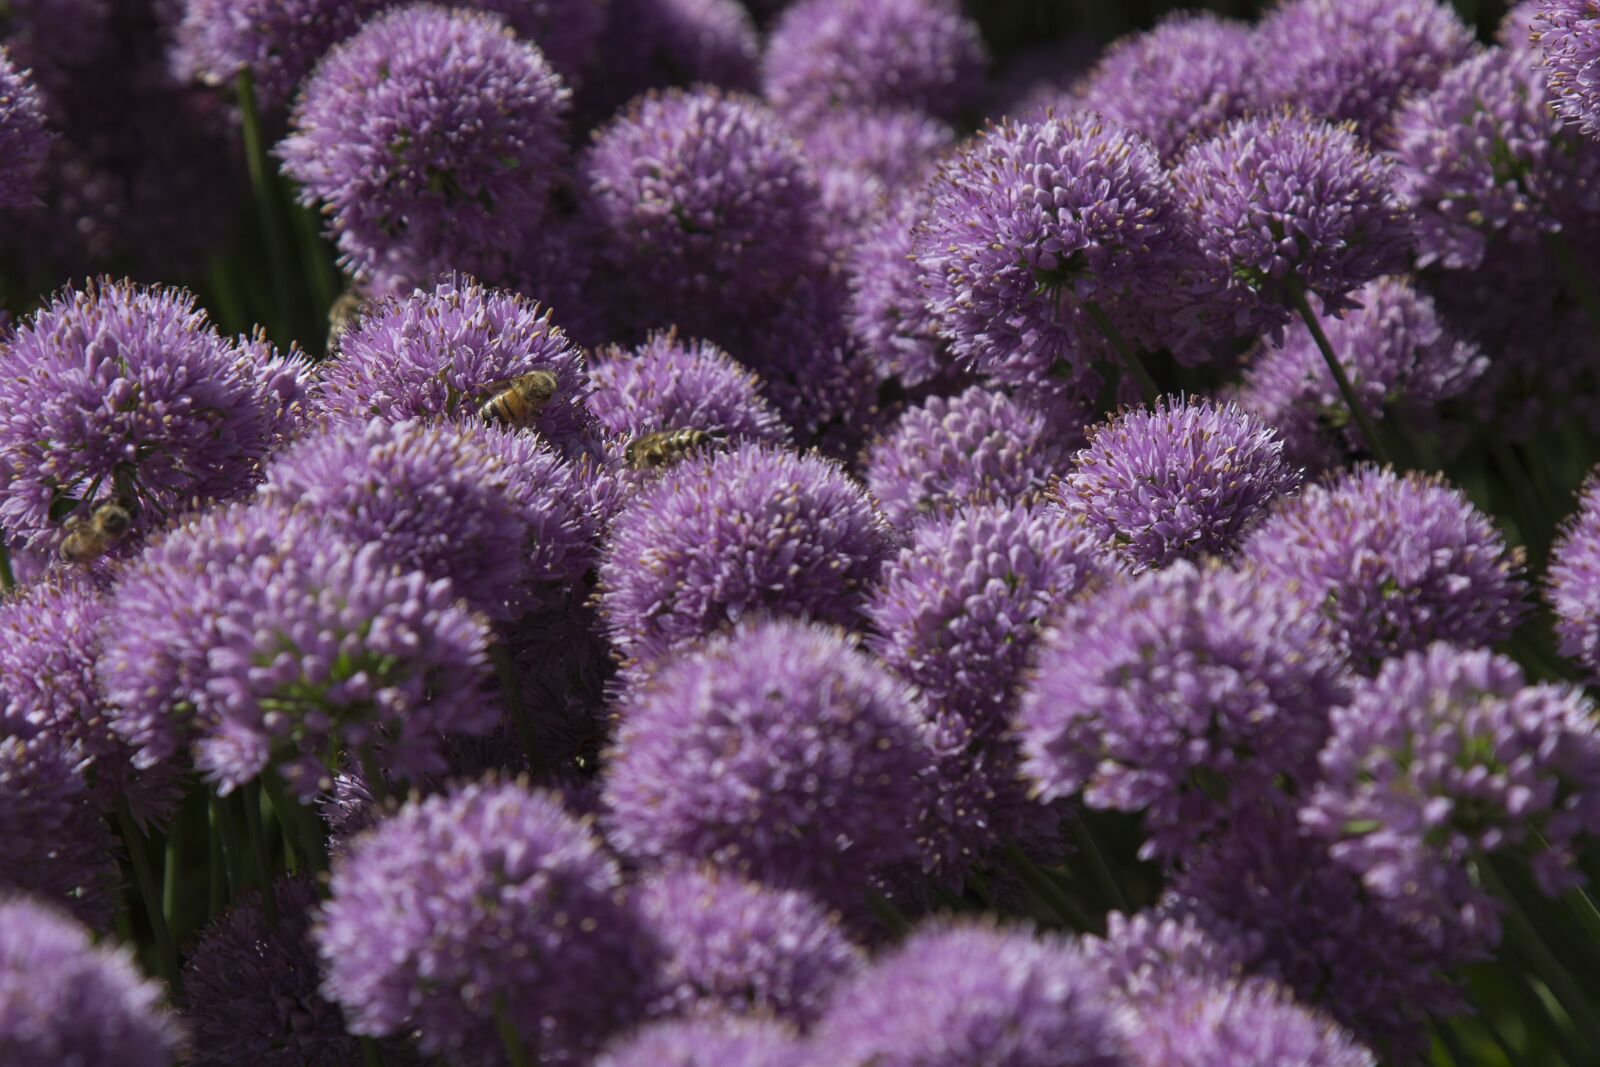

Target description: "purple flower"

left=316, top=779, right=657, bottom=1064
left=1080, top=909, right=1256, bottom=1007
left=1076, top=13, right=1260, bottom=163
left=1503, top=1, right=1549, bottom=53
left=1535, top=0, right=1600, bottom=138
left=0, top=50, right=48, bottom=208
left=915, top=111, right=1206, bottom=388
left=260, top=418, right=601, bottom=620
left=1390, top=46, right=1600, bottom=271
left=846, top=187, right=952, bottom=390
left=279, top=5, right=570, bottom=293
left=1171, top=809, right=1466, bottom=1057
left=1170, top=113, right=1413, bottom=337
left=0, top=280, right=310, bottom=556
left=579, top=88, right=822, bottom=338
left=0, top=895, right=179, bottom=1065
left=596, top=1017, right=805, bottom=1067
left=0, top=736, right=119, bottom=930
left=1549, top=474, right=1600, bottom=680
left=601, top=618, right=936, bottom=907
left=864, top=386, right=1082, bottom=529
left=0, top=578, right=179, bottom=826
left=1128, top=973, right=1376, bottom=1067
left=1017, top=561, right=1350, bottom=861
left=1243, top=466, right=1528, bottom=670
left=760, top=0, right=985, bottom=123
left=172, top=0, right=388, bottom=108
left=315, top=275, right=599, bottom=460
left=868, top=501, right=1107, bottom=735
left=182, top=878, right=398, bottom=1067
left=1057, top=399, right=1301, bottom=572
left=464, top=0, right=606, bottom=87
left=1238, top=277, right=1486, bottom=471
left=808, top=921, right=1131, bottom=1067
left=586, top=331, right=790, bottom=449
left=1302, top=644, right=1600, bottom=950
left=1252, top=0, right=1477, bottom=141
left=597, top=443, right=891, bottom=666
left=800, top=106, right=954, bottom=189
left=633, top=863, right=862, bottom=1024
left=576, top=0, right=759, bottom=120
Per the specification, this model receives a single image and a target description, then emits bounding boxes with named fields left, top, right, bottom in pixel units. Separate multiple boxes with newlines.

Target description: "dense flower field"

left=3, top=0, right=1600, bottom=1063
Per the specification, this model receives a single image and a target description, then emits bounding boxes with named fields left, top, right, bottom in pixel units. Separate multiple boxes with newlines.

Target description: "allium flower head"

left=1057, top=398, right=1301, bottom=572
left=1302, top=644, right=1600, bottom=949
left=0, top=577, right=178, bottom=825
left=466, top=0, right=607, bottom=86
left=596, top=1017, right=804, bottom=1067
left=316, top=275, right=598, bottom=458
left=0, top=736, right=119, bottom=929
left=1253, top=0, right=1477, bottom=140
left=1244, top=466, right=1528, bottom=670
left=1080, top=909, right=1256, bottom=1007
left=579, top=0, right=759, bottom=119
left=865, top=386, right=1081, bottom=529
left=1170, top=113, right=1413, bottom=335
left=1018, top=561, right=1350, bottom=860
left=809, top=921, right=1131, bottom=1067
left=316, top=779, right=656, bottom=1064
left=587, top=331, right=789, bottom=448
left=0, top=49, right=49, bottom=209
left=1076, top=13, right=1260, bottom=162
left=868, top=502, right=1107, bottom=734
left=602, top=619, right=936, bottom=906
left=182, top=878, right=376, bottom=1067
left=580, top=88, right=821, bottom=337
left=801, top=106, right=954, bottom=188
left=916, top=111, right=1204, bottom=387
left=1548, top=474, right=1600, bottom=680
left=260, top=417, right=600, bottom=620
left=1131, top=973, right=1376, bottom=1067
left=279, top=5, right=571, bottom=291
left=173, top=0, right=389, bottom=108
left=1390, top=46, right=1600, bottom=271
left=1503, top=1, right=1548, bottom=54
left=761, top=0, right=986, bottom=122
left=0, top=895, right=179, bottom=1065
left=1534, top=0, right=1600, bottom=138
left=0, top=280, right=311, bottom=555
left=1239, top=277, right=1486, bottom=471
left=597, top=443, right=891, bottom=665
left=634, top=864, right=862, bottom=1023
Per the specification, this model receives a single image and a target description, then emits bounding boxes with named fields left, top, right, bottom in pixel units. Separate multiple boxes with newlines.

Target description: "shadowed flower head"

left=1129, top=972, right=1376, bottom=1067
left=846, top=187, right=951, bottom=390
left=865, top=386, right=1082, bottom=529
left=1548, top=473, right=1600, bottom=680
left=0, top=49, right=48, bottom=208
left=809, top=921, right=1131, bottom=1067
left=466, top=0, right=607, bottom=87
left=0, top=736, right=120, bottom=929
left=633, top=863, right=862, bottom=1023
left=760, top=0, right=986, bottom=122
left=1253, top=0, right=1477, bottom=141
left=1302, top=644, right=1600, bottom=951
left=1534, top=0, right=1600, bottom=138
left=315, top=275, right=599, bottom=458
left=1244, top=466, right=1528, bottom=670
left=580, top=87, right=821, bottom=338
left=915, top=111, right=1206, bottom=388
left=868, top=501, right=1108, bottom=734
left=316, top=779, right=657, bottom=1064
left=578, top=0, right=758, bottom=119
left=1076, top=13, right=1260, bottom=162
left=602, top=618, right=936, bottom=907
left=279, top=5, right=571, bottom=292
left=173, top=0, right=389, bottom=108
left=1018, top=561, right=1350, bottom=860
left=1057, top=398, right=1302, bottom=572
left=597, top=443, right=891, bottom=666
left=0, top=895, right=179, bottom=1065
left=1390, top=45, right=1600, bottom=272
left=595, top=1016, right=805, bottom=1067
left=0, top=279, right=310, bottom=556
left=1238, top=277, right=1486, bottom=471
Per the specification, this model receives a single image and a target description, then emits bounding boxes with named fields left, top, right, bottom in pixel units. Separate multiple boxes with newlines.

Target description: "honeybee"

left=625, top=428, right=721, bottom=470
left=59, top=497, right=135, bottom=564
left=325, top=290, right=367, bottom=355
left=479, top=370, right=559, bottom=428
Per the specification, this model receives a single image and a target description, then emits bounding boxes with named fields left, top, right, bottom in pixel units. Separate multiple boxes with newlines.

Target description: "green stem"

left=240, top=784, right=277, bottom=926
left=864, top=889, right=913, bottom=939
left=1497, top=939, right=1586, bottom=1067
left=1485, top=862, right=1600, bottom=1053
left=358, top=746, right=391, bottom=808
left=1083, top=300, right=1160, bottom=406
left=115, top=802, right=179, bottom=989
left=163, top=826, right=180, bottom=939
left=1545, top=231, right=1600, bottom=337
left=1003, top=843, right=1093, bottom=930
left=212, top=792, right=248, bottom=899
left=235, top=70, right=295, bottom=339
left=1068, top=818, right=1131, bottom=914
left=261, top=768, right=327, bottom=877
left=494, top=999, right=530, bottom=1067
left=361, top=1036, right=384, bottom=1067
left=491, top=643, right=543, bottom=777
left=207, top=803, right=226, bottom=916
left=1429, top=1015, right=1471, bottom=1067
left=291, top=198, right=339, bottom=332
left=1287, top=280, right=1394, bottom=466
left=0, top=536, right=13, bottom=593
